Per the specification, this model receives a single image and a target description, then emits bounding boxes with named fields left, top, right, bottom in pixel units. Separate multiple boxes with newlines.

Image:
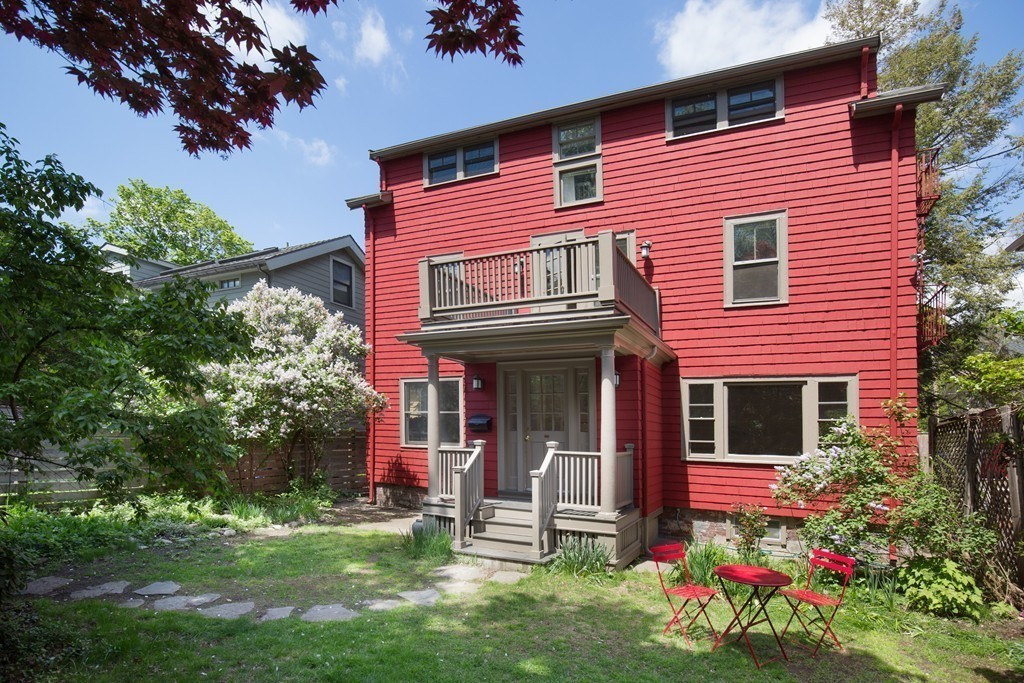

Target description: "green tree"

left=87, top=179, right=253, bottom=265
left=0, top=124, right=251, bottom=496
left=825, top=0, right=1024, bottom=414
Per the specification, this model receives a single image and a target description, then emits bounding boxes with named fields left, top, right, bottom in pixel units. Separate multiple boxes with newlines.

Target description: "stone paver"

left=22, top=576, right=72, bottom=596
left=70, top=580, right=131, bottom=600
left=260, top=606, right=295, bottom=622
left=364, top=598, right=404, bottom=612
left=432, top=564, right=488, bottom=582
left=631, top=560, right=659, bottom=574
left=152, top=594, right=221, bottom=611
left=398, top=588, right=441, bottom=606
left=134, top=581, right=180, bottom=596
left=487, top=571, right=525, bottom=585
left=301, top=604, right=360, bottom=622
left=121, top=598, right=146, bottom=608
left=198, top=601, right=255, bottom=619
left=436, top=580, right=481, bottom=595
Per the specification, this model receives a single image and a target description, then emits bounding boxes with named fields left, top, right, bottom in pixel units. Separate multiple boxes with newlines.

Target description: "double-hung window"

left=552, top=118, right=602, bottom=207
left=681, top=376, right=857, bottom=462
left=218, top=277, right=240, bottom=290
left=401, top=377, right=463, bottom=447
left=331, top=258, right=353, bottom=307
left=724, top=210, right=788, bottom=306
left=667, top=76, right=783, bottom=140
left=424, top=140, right=498, bottom=186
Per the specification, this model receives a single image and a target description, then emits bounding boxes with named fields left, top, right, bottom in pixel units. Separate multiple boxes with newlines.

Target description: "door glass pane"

left=577, top=370, right=590, bottom=433
left=727, top=383, right=803, bottom=456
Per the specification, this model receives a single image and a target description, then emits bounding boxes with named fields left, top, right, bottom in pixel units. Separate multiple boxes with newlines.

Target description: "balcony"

left=918, top=283, right=947, bottom=349
left=416, top=231, right=660, bottom=335
left=917, top=147, right=941, bottom=217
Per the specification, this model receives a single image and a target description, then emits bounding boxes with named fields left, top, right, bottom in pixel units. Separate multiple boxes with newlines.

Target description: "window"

left=218, top=278, right=240, bottom=289
left=666, top=76, right=783, bottom=140
left=424, top=140, right=498, bottom=186
left=728, top=516, right=787, bottom=546
left=401, top=378, right=463, bottom=447
left=724, top=210, right=788, bottom=306
left=681, top=376, right=858, bottom=462
left=331, top=258, right=353, bottom=307
left=552, top=118, right=602, bottom=207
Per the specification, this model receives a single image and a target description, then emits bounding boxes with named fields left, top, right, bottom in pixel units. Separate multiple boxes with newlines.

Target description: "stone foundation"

left=659, top=507, right=805, bottom=556
left=373, top=483, right=426, bottom=509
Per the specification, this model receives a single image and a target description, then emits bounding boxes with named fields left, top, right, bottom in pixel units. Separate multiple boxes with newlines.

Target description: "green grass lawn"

left=21, top=525, right=1024, bottom=683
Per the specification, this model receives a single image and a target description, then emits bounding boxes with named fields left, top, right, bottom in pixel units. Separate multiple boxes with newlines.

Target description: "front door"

left=499, top=363, right=594, bottom=494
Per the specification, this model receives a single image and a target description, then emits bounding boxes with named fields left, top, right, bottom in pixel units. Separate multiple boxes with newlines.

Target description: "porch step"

left=473, top=517, right=532, bottom=541
left=471, top=531, right=536, bottom=554
left=453, top=544, right=554, bottom=566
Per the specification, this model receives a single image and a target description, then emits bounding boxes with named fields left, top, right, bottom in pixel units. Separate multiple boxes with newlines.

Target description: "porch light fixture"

left=472, top=374, right=484, bottom=391
left=641, top=240, right=653, bottom=259
left=614, top=372, right=620, bottom=388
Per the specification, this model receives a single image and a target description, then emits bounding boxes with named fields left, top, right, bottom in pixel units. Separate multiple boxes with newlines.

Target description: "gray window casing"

left=723, top=209, right=789, bottom=308
left=680, top=375, right=859, bottom=464
left=552, top=116, right=603, bottom=209
left=665, top=75, right=785, bottom=142
left=399, top=376, right=465, bottom=448
left=422, top=139, right=500, bottom=187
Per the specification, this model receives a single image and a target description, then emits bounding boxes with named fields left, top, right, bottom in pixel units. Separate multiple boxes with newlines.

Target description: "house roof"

left=366, top=35, right=882, bottom=162
left=135, top=235, right=364, bottom=287
left=345, top=191, right=393, bottom=210
left=99, top=242, right=178, bottom=269
left=848, top=83, right=946, bottom=117
left=1006, top=234, right=1024, bottom=252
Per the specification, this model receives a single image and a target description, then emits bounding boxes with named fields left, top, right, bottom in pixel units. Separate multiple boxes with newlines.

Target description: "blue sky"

left=1, top=0, right=1021, bottom=252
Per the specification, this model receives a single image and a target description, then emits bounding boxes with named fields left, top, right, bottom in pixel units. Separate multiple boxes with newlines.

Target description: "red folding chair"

left=650, top=542, right=718, bottom=647
left=779, top=548, right=856, bottom=656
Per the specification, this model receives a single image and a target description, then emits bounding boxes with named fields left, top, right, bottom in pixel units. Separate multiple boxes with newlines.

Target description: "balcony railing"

left=917, top=147, right=941, bottom=217
left=417, top=231, right=660, bottom=333
left=919, top=283, right=947, bottom=349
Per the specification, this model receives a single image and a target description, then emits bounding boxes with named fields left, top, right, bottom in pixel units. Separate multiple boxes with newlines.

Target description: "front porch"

left=400, top=229, right=674, bottom=568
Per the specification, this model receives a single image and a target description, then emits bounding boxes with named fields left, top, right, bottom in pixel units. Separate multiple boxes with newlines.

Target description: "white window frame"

left=423, top=139, right=499, bottom=187
left=331, top=257, right=354, bottom=308
left=552, top=117, right=603, bottom=208
left=724, top=209, right=789, bottom=308
left=727, top=516, right=788, bottom=547
left=399, top=377, right=465, bottom=448
left=665, top=75, right=785, bottom=142
left=680, top=376, right=858, bottom=464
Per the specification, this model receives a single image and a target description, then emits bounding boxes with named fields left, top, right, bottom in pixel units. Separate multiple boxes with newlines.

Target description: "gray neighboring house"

left=101, top=243, right=177, bottom=282
left=130, top=236, right=366, bottom=329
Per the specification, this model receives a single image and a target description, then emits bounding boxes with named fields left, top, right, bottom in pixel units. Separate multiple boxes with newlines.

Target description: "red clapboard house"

left=346, top=36, right=944, bottom=568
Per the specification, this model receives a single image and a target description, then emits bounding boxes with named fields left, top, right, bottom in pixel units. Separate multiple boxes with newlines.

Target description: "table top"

left=713, top=564, right=793, bottom=588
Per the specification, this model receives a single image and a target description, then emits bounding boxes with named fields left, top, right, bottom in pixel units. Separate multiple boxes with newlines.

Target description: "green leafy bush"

left=674, top=541, right=728, bottom=587
left=898, top=557, right=984, bottom=621
left=731, top=503, right=768, bottom=564
left=549, top=536, right=610, bottom=578
left=400, top=519, right=453, bottom=563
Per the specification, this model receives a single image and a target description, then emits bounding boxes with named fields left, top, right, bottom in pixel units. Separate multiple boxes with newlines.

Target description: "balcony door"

left=499, top=362, right=594, bottom=494
left=530, top=230, right=592, bottom=311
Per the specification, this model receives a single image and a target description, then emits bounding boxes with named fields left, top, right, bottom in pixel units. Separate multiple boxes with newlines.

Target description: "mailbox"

left=467, top=414, right=493, bottom=433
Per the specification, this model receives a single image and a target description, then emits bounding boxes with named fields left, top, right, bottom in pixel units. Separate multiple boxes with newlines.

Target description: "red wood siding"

left=365, top=54, right=919, bottom=514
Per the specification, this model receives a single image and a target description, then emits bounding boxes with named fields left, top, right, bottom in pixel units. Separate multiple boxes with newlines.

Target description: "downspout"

left=860, top=45, right=870, bottom=99
left=257, top=262, right=272, bottom=286
left=637, top=359, right=646, bottom=518
left=365, top=202, right=376, bottom=503
left=889, top=104, right=904, bottom=429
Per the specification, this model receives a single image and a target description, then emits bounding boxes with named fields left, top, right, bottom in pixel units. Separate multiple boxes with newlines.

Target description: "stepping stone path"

left=134, top=581, right=180, bottom=596
left=198, top=602, right=255, bottom=619
left=398, top=588, right=441, bottom=607
left=153, top=594, right=220, bottom=612
left=70, top=580, right=130, bottom=600
left=22, top=576, right=72, bottom=596
left=302, top=604, right=360, bottom=622
left=260, top=606, right=295, bottom=622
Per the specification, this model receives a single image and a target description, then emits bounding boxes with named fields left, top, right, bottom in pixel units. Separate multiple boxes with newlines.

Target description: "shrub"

left=400, top=519, right=453, bottom=563
left=731, top=503, right=768, bottom=563
left=675, top=541, right=728, bottom=587
left=898, top=557, right=984, bottom=621
left=549, top=536, right=610, bottom=578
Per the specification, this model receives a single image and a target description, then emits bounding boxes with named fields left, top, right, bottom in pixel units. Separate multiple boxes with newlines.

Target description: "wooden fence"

left=2, top=430, right=368, bottom=505
left=929, top=406, right=1023, bottom=583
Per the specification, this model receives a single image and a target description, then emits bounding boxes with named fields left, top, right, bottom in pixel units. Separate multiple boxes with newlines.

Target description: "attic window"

left=332, top=258, right=353, bottom=307
left=667, top=76, right=784, bottom=140
left=218, top=278, right=240, bottom=290
left=424, top=140, right=498, bottom=186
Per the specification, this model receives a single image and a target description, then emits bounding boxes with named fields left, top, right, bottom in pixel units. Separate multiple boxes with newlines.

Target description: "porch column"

left=426, top=352, right=440, bottom=500
left=599, top=346, right=617, bottom=515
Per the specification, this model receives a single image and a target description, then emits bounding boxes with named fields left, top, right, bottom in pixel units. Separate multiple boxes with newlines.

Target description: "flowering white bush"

left=203, top=282, right=385, bottom=469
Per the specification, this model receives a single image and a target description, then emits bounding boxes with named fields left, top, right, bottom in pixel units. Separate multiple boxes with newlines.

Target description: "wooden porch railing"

left=552, top=446, right=634, bottom=510
left=531, top=441, right=560, bottom=558
left=919, top=283, right=948, bottom=350
left=438, top=446, right=475, bottom=498
left=453, top=440, right=485, bottom=549
left=615, top=445, right=635, bottom=510
left=418, top=231, right=660, bottom=333
left=917, top=147, right=941, bottom=217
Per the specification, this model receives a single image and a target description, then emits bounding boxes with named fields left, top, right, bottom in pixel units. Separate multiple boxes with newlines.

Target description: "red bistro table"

left=712, top=564, right=793, bottom=668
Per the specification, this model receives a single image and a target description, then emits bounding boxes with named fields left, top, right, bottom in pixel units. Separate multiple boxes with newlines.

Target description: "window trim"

left=422, top=139, right=500, bottom=187
left=681, top=375, right=859, bottom=464
left=399, top=376, right=465, bottom=449
left=723, top=209, right=789, bottom=308
left=727, top=515, right=788, bottom=547
left=217, top=276, right=241, bottom=290
left=552, top=117, right=603, bottom=208
left=665, top=75, right=785, bottom=142
left=330, top=257, right=354, bottom=308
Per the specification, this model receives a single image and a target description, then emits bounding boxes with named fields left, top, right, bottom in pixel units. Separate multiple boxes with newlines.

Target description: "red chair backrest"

left=650, top=542, right=686, bottom=564
left=809, top=548, right=856, bottom=596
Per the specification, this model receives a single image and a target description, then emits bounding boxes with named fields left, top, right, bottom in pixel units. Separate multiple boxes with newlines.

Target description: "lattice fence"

left=930, top=406, right=1023, bottom=582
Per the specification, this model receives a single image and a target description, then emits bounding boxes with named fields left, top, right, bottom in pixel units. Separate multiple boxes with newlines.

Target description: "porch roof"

left=397, top=310, right=675, bottom=365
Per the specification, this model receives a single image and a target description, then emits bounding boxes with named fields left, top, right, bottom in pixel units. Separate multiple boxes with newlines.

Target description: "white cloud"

left=654, top=0, right=831, bottom=78
left=354, top=9, right=393, bottom=66
left=226, top=1, right=308, bottom=70
left=275, top=130, right=336, bottom=167
left=60, top=195, right=106, bottom=225
left=334, top=76, right=349, bottom=94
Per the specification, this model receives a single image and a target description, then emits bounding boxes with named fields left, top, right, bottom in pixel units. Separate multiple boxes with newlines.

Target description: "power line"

left=942, top=141, right=1024, bottom=172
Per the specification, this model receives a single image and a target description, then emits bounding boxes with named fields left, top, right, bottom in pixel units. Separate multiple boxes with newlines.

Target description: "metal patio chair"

left=779, top=548, right=856, bottom=656
left=650, top=542, right=718, bottom=647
